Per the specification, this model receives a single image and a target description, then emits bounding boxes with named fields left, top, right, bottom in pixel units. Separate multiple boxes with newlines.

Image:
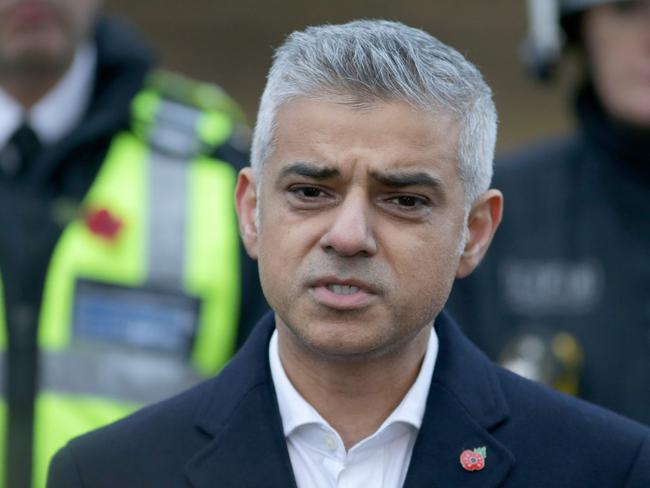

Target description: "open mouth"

left=326, top=284, right=360, bottom=295
left=309, top=278, right=377, bottom=310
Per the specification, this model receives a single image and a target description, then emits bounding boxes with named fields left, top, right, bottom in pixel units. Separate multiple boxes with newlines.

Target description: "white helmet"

left=522, top=0, right=630, bottom=79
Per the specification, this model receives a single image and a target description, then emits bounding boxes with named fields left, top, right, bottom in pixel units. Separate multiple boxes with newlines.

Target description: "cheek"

left=255, top=218, right=314, bottom=303
left=587, top=28, right=642, bottom=104
left=388, top=267, right=450, bottom=341
left=257, top=246, right=296, bottom=315
left=257, top=232, right=289, bottom=289
left=594, top=53, right=650, bottom=124
left=594, top=51, right=628, bottom=92
left=68, top=0, right=99, bottom=37
left=390, top=232, right=460, bottom=309
left=408, top=260, right=456, bottom=306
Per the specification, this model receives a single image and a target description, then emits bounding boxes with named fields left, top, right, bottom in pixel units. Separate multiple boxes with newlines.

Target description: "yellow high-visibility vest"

left=0, top=71, right=244, bottom=488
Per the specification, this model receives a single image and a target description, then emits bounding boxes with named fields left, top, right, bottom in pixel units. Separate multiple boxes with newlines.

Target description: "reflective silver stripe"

left=39, top=344, right=203, bottom=405
left=146, top=150, right=189, bottom=288
left=146, top=99, right=202, bottom=289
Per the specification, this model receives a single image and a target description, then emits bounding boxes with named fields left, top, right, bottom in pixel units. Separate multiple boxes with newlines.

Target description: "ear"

left=235, top=167, right=259, bottom=260
left=456, top=189, right=503, bottom=279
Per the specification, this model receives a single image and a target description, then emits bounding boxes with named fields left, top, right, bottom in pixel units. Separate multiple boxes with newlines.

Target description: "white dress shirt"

left=269, top=326, right=439, bottom=488
left=0, top=42, right=97, bottom=149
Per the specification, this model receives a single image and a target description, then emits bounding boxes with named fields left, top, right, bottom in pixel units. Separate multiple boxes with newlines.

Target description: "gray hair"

left=251, top=19, right=497, bottom=206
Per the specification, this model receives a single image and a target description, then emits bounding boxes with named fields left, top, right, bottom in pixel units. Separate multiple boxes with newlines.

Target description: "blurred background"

left=105, top=0, right=578, bottom=153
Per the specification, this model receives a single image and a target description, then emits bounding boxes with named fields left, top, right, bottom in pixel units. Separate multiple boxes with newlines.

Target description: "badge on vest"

left=498, top=328, right=583, bottom=395
left=71, top=279, right=201, bottom=356
left=499, top=259, right=603, bottom=315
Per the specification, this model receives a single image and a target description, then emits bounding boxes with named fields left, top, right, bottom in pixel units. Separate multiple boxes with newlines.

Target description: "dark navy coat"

left=48, top=311, right=650, bottom=487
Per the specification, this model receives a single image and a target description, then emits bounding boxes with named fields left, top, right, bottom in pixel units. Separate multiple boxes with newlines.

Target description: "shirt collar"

left=30, top=42, right=97, bottom=145
left=0, top=42, right=97, bottom=149
left=269, top=323, right=439, bottom=438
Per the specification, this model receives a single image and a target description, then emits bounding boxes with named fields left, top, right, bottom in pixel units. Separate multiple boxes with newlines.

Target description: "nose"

left=319, top=192, right=377, bottom=257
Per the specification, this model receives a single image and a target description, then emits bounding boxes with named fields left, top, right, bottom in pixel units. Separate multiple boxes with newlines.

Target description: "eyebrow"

left=277, top=163, right=444, bottom=192
left=278, top=162, right=340, bottom=180
left=370, top=170, right=443, bottom=190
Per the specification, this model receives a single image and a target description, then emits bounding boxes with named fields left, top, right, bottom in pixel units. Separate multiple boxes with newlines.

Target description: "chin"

left=288, top=316, right=393, bottom=359
left=9, top=34, right=69, bottom=68
left=305, top=339, right=392, bottom=361
left=620, top=111, right=650, bottom=131
left=633, top=111, right=650, bottom=129
left=608, top=90, right=650, bottom=130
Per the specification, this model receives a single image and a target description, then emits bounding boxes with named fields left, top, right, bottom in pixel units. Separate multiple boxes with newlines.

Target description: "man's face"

left=0, top=0, right=99, bottom=74
left=239, top=98, right=473, bottom=359
left=583, top=1, right=650, bottom=127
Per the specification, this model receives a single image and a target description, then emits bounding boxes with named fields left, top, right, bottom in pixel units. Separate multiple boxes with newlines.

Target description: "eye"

left=390, top=195, right=426, bottom=207
left=387, top=195, right=429, bottom=208
left=381, top=193, right=432, bottom=218
left=286, top=185, right=335, bottom=209
left=289, top=186, right=327, bottom=199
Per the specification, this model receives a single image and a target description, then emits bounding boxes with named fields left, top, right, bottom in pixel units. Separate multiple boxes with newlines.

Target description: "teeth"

left=327, top=284, right=360, bottom=295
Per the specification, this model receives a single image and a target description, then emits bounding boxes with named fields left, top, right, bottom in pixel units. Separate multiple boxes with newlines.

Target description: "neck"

left=278, top=324, right=430, bottom=450
left=1, top=75, right=62, bottom=109
left=0, top=56, right=72, bottom=109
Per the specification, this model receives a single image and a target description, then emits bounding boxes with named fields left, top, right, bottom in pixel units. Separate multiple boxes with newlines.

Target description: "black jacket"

left=47, top=311, right=650, bottom=487
left=0, top=17, right=266, bottom=488
left=448, top=85, right=650, bottom=425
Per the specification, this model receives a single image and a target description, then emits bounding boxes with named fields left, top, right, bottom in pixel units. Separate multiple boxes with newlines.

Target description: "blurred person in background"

left=448, top=0, right=650, bottom=425
left=0, top=0, right=267, bottom=486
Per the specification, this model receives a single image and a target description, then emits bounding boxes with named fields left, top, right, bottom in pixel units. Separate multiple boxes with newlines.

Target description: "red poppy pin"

left=85, top=208, right=123, bottom=241
left=460, top=447, right=487, bottom=472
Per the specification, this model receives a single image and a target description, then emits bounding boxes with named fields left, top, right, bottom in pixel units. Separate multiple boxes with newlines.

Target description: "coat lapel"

left=183, top=313, right=298, bottom=488
left=404, top=311, right=515, bottom=487
left=183, top=311, right=514, bottom=488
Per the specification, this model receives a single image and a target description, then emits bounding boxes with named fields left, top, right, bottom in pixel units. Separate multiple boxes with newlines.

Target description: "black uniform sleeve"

left=47, top=447, right=84, bottom=488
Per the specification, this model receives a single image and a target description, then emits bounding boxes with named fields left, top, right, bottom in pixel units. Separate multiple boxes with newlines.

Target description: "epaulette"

left=146, top=70, right=246, bottom=124
left=130, top=69, right=247, bottom=159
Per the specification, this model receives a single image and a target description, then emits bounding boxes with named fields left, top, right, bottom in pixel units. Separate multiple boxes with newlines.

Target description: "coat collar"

left=184, top=311, right=514, bottom=487
left=184, top=312, right=297, bottom=488
left=403, top=310, right=514, bottom=487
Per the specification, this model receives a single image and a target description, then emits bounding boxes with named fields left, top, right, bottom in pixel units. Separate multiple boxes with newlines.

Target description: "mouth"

left=7, top=1, right=58, bottom=28
left=308, top=277, right=378, bottom=310
left=326, top=284, right=361, bottom=295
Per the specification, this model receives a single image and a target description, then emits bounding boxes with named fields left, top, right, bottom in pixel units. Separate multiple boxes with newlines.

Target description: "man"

left=448, top=0, right=650, bottom=424
left=0, top=1, right=266, bottom=487
left=47, top=19, right=650, bottom=487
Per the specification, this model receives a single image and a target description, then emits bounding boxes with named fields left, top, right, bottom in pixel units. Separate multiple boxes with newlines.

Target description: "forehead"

left=268, top=97, right=460, bottom=178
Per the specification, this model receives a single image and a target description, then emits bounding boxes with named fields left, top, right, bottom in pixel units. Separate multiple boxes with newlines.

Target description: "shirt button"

left=323, top=434, right=337, bottom=451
